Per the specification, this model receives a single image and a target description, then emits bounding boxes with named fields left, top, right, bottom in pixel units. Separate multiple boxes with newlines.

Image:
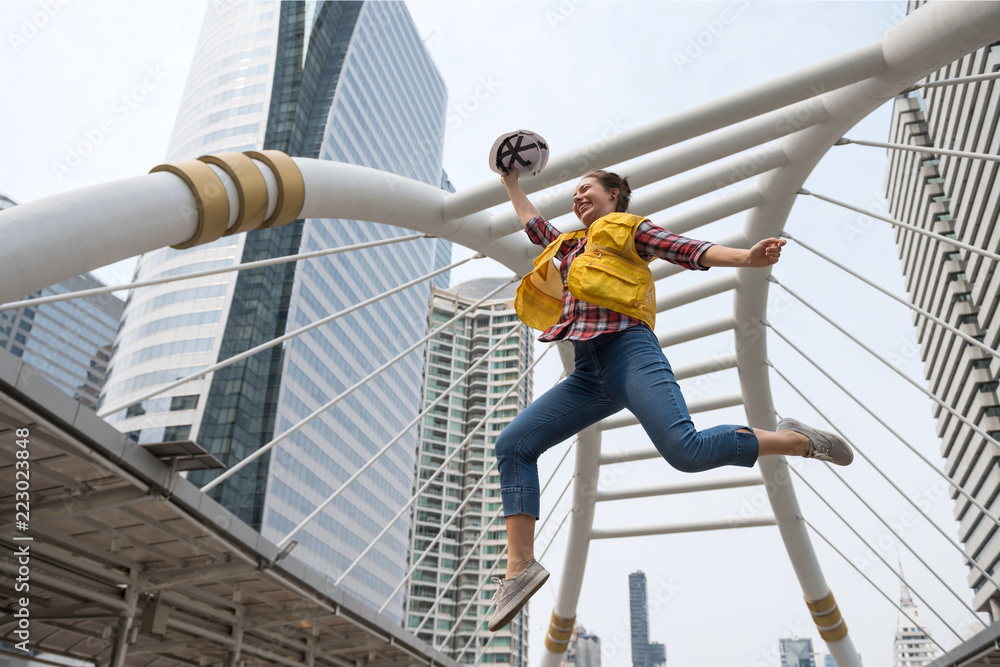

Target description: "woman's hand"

left=747, top=237, right=786, bottom=267
left=500, top=167, right=520, bottom=188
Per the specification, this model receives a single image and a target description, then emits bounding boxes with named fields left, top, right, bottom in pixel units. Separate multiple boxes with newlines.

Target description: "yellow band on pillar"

left=819, top=619, right=849, bottom=642
left=812, top=605, right=843, bottom=629
left=806, top=590, right=849, bottom=642
left=804, top=591, right=837, bottom=615
left=244, top=149, right=305, bottom=229
left=198, top=152, right=269, bottom=236
left=544, top=611, right=575, bottom=653
left=151, top=160, right=230, bottom=250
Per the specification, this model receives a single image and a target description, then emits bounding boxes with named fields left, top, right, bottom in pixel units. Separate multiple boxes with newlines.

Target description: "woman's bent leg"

left=495, top=368, right=619, bottom=577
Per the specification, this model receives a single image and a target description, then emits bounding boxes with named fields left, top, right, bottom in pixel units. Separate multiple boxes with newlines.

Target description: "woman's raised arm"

left=501, top=169, right=542, bottom=229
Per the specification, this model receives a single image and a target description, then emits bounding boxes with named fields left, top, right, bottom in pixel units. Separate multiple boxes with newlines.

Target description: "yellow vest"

left=515, top=213, right=655, bottom=331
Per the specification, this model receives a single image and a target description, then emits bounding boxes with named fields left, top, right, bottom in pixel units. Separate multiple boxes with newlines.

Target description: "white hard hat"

left=489, top=130, right=549, bottom=178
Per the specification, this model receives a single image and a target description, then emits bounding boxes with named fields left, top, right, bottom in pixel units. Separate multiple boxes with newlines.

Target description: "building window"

left=162, top=425, right=192, bottom=442
left=170, top=395, right=199, bottom=411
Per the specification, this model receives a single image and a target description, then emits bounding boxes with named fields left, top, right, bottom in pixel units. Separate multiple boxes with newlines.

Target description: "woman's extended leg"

left=743, top=427, right=809, bottom=457
left=606, top=327, right=850, bottom=471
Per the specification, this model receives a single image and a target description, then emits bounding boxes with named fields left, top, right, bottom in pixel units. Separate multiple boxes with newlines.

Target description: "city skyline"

left=0, top=2, right=988, bottom=666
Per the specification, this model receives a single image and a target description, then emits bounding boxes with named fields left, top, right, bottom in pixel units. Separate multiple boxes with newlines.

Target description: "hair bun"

left=620, top=176, right=632, bottom=195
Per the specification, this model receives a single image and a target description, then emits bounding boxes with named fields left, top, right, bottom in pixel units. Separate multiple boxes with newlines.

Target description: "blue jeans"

left=495, top=325, right=759, bottom=518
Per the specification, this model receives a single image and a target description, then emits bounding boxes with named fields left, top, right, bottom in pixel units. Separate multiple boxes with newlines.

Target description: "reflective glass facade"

left=0, top=271, right=123, bottom=411
left=102, top=0, right=278, bottom=446
left=102, top=0, right=450, bottom=626
left=262, top=0, right=449, bottom=623
left=405, top=280, right=532, bottom=664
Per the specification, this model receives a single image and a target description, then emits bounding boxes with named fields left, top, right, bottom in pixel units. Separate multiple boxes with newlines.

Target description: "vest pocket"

left=570, top=254, right=645, bottom=308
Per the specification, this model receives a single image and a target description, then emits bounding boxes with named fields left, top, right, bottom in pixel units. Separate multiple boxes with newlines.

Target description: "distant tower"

left=566, top=624, right=601, bottom=667
left=629, top=571, right=667, bottom=667
left=892, top=567, right=938, bottom=667
left=779, top=638, right=816, bottom=667
left=629, top=572, right=650, bottom=667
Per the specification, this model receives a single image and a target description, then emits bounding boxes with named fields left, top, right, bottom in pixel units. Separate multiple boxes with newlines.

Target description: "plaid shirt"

left=525, top=215, right=714, bottom=342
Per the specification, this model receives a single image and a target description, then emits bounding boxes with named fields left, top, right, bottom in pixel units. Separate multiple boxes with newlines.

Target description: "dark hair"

left=583, top=169, right=632, bottom=212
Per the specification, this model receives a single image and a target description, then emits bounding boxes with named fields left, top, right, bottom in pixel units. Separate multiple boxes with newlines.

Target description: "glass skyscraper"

left=0, top=194, right=124, bottom=411
left=100, top=0, right=449, bottom=622
left=629, top=571, right=666, bottom=667
left=405, top=279, right=533, bottom=665
left=780, top=639, right=817, bottom=667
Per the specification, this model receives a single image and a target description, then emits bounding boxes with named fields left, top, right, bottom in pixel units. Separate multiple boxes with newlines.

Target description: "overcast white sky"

left=1, top=1, right=991, bottom=665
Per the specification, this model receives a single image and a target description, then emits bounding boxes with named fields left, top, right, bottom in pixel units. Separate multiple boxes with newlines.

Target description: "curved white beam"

left=733, top=2, right=1000, bottom=663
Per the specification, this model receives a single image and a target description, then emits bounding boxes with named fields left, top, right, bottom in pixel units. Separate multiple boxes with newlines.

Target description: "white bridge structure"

left=3, top=3, right=1000, bottom=666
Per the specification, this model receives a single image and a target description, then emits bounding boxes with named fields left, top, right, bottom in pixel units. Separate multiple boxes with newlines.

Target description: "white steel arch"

left=2, top=3, right=999, bottom=665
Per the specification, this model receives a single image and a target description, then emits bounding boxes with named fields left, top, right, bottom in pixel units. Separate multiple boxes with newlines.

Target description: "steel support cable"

left=808, top=445, right=987, bottom=622
left=335, top=343, right=556, bottom=586
left=465, top=507, right=576, bottom=667
left=902, top=70, right=1000, bottom=93
left=798, top=189, right=1000, bottom=263
left=768, top=362, right=1000, bottom=593
left=380, top=457, right=501, bottom=613
left=0, top=233, right=429, bottom=312
left=769, top=277, right=1000, bottom=450
left=272, top=319, right=521, bottom=550
left=767, top=323, right=1000, bottom=531
left=781, top=231, right=1000, bottom=362
left=834, top=137, right=1000, bottom=165
left=801, top=517, right=949, bottom=656
left=413, top=503, right=507, bottom=633
left=438, top=471, right=576, bottom=651
left=413, top=439, right=577, bottom=634
left=98, top=253, right=480, bottom=418
left=205, top=277, right=514, bottom=497
left=789, top=466, right=969, bottom=635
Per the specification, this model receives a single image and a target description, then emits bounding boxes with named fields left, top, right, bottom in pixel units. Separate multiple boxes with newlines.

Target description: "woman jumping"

left=487, top=168, right=854, bottom=631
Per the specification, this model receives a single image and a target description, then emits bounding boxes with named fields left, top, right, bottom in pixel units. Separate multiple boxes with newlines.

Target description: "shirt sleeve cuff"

left=691, top=241, right=714, bottom=271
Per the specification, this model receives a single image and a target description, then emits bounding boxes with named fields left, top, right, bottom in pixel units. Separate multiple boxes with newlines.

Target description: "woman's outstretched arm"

left=501, top=169, right=542, bottom=229
left=699, top=237, right=786, bottom=268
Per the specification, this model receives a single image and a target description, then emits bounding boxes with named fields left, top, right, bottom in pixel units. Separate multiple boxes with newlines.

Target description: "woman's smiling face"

left=573, top=176, right=618, bottom=227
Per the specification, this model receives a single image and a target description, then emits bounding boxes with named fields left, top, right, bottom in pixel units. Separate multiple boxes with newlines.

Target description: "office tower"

left=629, top=572, right=650, bottom=667
left=405, top=278, right=533, bottom=665
left=0, top=272, right=124, bottom=412
left=779, top=638, right=816, bottom=667
left=882, top=0, right=1000, bottom=616
left=629, top=571, right=667, bottom=667
left=647, top=642, right=666, bottom=667
left=100, top=0, right=449, bottom=621
left=566, top=624, right=602, bottom=667
left=0, top=195, right=124, bottom=411
left=892, top=578, right=937, bottom=667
